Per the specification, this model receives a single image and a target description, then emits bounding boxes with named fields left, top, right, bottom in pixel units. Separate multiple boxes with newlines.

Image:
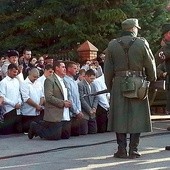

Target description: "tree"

left=120, top=0, right=170, bottom=52
left=0, top=0, right=169, bottom=59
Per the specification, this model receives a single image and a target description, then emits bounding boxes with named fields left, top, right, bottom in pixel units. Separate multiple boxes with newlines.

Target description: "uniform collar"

left=121, top=31, right=136, bottom=37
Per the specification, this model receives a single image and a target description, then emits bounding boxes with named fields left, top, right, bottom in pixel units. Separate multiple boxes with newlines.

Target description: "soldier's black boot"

left=114, top=147, right=127, bottom=158
left=114, top=133, right=127, bottom=158
left=129, top=133, right=141, bottom=159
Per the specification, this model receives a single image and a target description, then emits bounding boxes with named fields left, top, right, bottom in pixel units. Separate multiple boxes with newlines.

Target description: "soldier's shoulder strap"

left=116, top=37, right=137, bottom=69
left=138, top=37, right=146, bottom=41
left=116, top=37, right=137, bottom=55
left=138, top=37, right=149, bottom=46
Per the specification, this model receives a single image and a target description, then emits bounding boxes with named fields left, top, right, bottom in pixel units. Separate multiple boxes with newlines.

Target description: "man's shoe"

left=28, top=122, right=37, bottom=139
left=129, top=151, right=141, bottom=159
left=167, top=127, right=170, bottom=131
left=114, top=150, right=127, bottom=158
left=165, top=146, right=170, bottom=150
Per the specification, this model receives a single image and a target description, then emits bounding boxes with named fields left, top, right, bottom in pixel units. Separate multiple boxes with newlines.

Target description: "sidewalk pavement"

left=0, top=119, right=169, bottom=169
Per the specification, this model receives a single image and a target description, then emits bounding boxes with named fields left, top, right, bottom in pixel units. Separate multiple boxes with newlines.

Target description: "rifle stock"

left=150, top=80, right=166, bottom=90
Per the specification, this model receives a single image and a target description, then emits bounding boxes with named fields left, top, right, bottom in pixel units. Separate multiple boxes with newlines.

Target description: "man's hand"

left=76, top=112, right=84, bottom=119
left=90, top=108, right=96, bottom=116
left=35, top=105, right=43, bottom=111
left=64, top=100, right=72, bottom=108
left=15, top=103, right=21, bottom=109
left=92, top=108, right=96, bottom=113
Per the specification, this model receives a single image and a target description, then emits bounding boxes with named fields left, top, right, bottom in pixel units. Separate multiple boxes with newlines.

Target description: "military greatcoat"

left=104, top=32, right=157, bottom=133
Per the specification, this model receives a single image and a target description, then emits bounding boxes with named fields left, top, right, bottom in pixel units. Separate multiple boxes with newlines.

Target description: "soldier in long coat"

left=104, top=18, right=157, bottom=158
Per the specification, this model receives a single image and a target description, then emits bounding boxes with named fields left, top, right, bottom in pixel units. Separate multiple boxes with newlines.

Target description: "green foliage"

left=120, top=0, right=170, bottom=52
left=0, top=0, right=169, bottom=58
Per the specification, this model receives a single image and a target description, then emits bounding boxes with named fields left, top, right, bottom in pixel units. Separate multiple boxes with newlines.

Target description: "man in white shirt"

left=94, top=74, right=110, bottom=133
left=28, top=60, right=72, bottom=140
left=0, top=64, right=22, bottom=135
left=20, top=68, right=44, bottom=133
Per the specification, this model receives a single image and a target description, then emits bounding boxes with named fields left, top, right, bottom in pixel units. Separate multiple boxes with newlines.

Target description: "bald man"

left=20, top=68, right=45, bottom=133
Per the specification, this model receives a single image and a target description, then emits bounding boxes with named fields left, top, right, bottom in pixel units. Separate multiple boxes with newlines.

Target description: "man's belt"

left=115, top=70, right=143, bottom=77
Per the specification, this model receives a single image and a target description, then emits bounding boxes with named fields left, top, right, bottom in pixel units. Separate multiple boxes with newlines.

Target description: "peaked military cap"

left=161, top=23, right=170, bottom=35
left=121, top=18, right=141, bottom=30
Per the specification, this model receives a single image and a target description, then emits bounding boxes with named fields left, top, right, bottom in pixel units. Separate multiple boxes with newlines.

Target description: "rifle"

left=83, top=89, right=108, bottom=97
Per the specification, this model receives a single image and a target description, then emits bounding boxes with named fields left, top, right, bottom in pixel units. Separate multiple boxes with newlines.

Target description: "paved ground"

left=0, top=119, right=169, bottom=170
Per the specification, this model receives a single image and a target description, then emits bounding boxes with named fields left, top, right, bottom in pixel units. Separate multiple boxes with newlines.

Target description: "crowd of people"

left=0, top=50, right=109, bottom=141
left=0, top=17, right=170, bottom=160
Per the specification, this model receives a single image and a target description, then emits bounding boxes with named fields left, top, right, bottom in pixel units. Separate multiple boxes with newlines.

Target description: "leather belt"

left=115, top=70, right=143, bottom=77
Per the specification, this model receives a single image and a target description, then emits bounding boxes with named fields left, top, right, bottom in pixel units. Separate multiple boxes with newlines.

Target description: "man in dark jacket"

left=104, top=18, right=157, bottom=158
left=19, top=49, right=32, bottom=79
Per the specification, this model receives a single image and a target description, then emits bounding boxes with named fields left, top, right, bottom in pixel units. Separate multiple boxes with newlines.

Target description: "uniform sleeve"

left=156, top=62, right=166, bottom=79
left=143, top=39, right=157, bottom=82
left=104, top=41, right=115, bottom=92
